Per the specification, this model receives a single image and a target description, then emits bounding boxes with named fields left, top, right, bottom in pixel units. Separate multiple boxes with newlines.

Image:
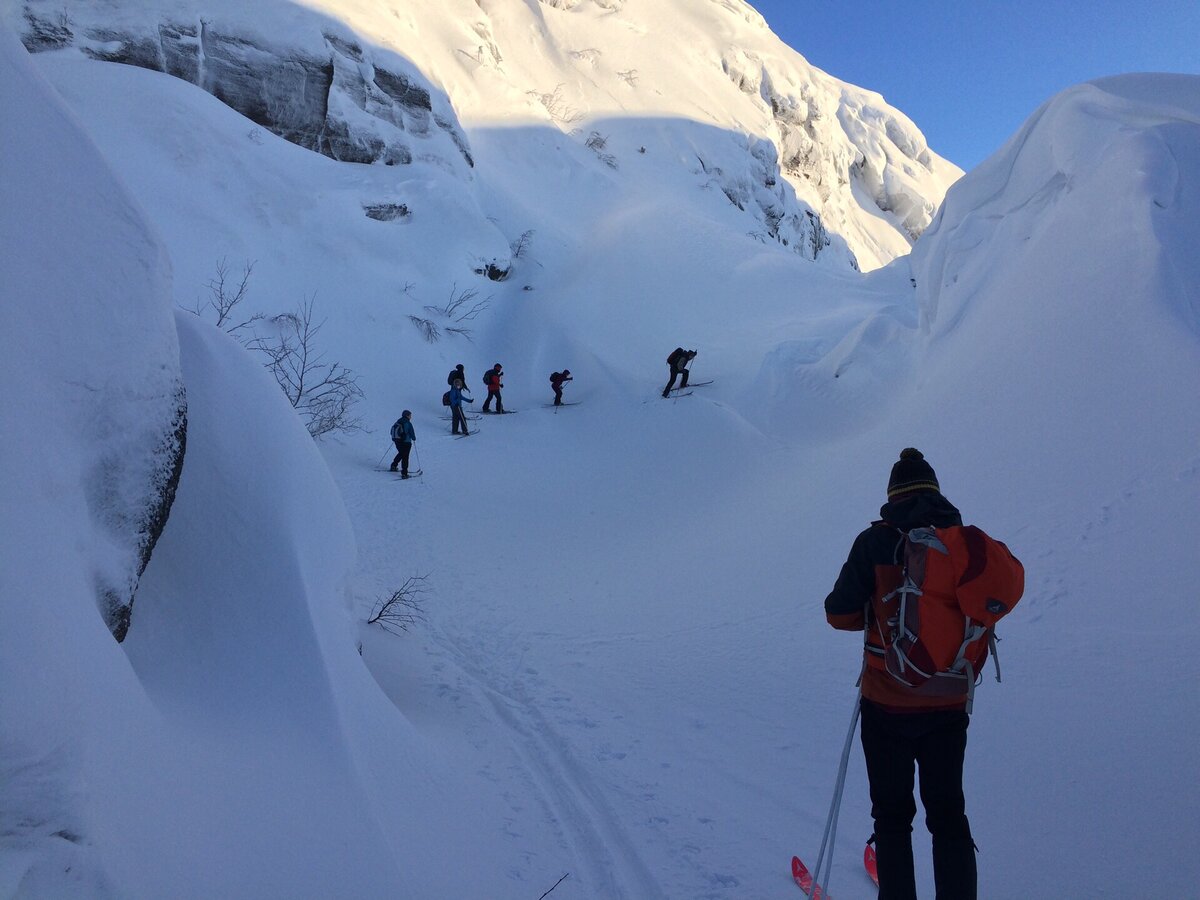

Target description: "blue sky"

left=750, top=0, right=1200, bottom=171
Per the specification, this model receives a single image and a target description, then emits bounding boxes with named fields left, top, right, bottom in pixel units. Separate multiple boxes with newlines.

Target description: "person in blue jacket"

left=389, top=410, right=416, bottom=476
left=448, top=380, right=474, bottom=436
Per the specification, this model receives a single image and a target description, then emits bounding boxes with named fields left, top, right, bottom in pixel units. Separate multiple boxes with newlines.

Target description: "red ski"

left=791, top=856, right=830, bottom=898
left=792, top=843, right=877, bottom=896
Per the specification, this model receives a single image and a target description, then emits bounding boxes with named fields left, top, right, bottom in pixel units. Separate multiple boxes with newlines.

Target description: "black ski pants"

left=451, top=406, right=470, bottom=435
left=482, top=389, right=504, bottom=412
left=663, top=365, right=689, bottom=396
left=860, top=699, right=976, bottom=900
left=390, top=439, right=411, bottom=474
left=553, top=386, right=563, bottom=405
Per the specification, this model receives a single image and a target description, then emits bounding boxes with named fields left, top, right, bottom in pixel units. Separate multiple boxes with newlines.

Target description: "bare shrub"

left=366, top=575, right=430, bottom=635
left=189, top=258, right=261, bottom=338
left=509, top=229, right=535, bottom=259
left=187, top=263, right=363, bottom=437
left=527, top=84, right=583, bottom=126
left=254, top=296, right=364, bottom=437
left=585, top=131, right=618, bottom=169
left=426, top=283, right=490, bottom=322
left=444, top=325, right=476, bottom=342
left=409, top=315, right=441, bottom=343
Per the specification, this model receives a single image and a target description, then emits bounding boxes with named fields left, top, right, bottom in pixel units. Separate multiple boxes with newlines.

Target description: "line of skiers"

left=397, top=348, right=695, bottom=452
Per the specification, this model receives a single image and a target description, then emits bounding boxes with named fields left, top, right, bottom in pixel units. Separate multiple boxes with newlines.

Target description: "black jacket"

left=447, top=368, right=466, bottom=387
left=824, top=491, right=962, bottom=630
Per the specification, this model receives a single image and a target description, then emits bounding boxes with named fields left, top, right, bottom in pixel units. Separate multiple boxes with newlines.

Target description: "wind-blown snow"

left=3, top=4, right=1199, bottom=898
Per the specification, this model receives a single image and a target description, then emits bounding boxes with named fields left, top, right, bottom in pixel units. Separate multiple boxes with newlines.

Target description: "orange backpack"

left=869, top=525, right=1024, bottom=711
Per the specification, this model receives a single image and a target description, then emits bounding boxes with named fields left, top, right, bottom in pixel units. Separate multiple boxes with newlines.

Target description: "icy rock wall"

left=17, top=2, right=473, bottom=170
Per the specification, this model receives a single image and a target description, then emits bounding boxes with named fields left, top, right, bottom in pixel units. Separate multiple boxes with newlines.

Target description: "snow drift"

left=0, top=26, right=185, bottom=643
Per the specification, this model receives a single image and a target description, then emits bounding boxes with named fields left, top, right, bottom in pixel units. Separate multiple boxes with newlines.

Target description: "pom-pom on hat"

left=887, top=448, right=940, bottom=498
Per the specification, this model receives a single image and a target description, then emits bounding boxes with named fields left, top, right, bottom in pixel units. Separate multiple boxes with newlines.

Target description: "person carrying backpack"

left=447, top=380, right=474, bottom=435
left=482, top=363, right=504, bottom=413
left=824, top=448, right=1024, bottom=900
left=549, top=369, right=572, bottom=405
left=662, top=347, right=697, bottom=397
left=447, top=363, right=467, bottom=388
left=389, top=410, right=416, bottom=477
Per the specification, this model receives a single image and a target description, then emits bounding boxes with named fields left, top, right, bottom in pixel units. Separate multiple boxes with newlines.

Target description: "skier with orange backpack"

left=823, top=448, right=1024, bottom=900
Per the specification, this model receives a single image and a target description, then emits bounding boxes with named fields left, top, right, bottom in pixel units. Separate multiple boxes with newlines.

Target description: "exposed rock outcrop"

left=18, top=5, right=473, bottom=170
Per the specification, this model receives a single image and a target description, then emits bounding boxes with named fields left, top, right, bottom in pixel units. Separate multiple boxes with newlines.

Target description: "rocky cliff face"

left=19, top=4, right=473, bottom=171
left=12, top=0, right=960, bottom=272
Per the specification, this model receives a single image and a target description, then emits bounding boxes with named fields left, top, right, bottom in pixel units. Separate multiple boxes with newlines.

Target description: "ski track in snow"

left=430, top=626, right=663, bottom=900
left=339, top=459, right=664, bottom=898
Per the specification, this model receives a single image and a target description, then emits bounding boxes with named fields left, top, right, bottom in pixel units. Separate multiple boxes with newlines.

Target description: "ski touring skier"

left=447, top=363, right=468, bottom=388
left=549, top=369, right=572, bottom=405
left=662, top=347, right=697, bottom=397
left=389, top=410, right=416, bottom=477
left=447, top=380, right=474, bottom=435
left=823, top=448, right=1024, bottom=900
left=482, top=363, right=505, bottom=413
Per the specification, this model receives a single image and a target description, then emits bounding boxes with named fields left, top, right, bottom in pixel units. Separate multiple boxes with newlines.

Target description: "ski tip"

left=864, top=842, right=878, bottom=886
left=791, top=856, right=811, bottom=892
left=791, top=856, right=832, bottom=898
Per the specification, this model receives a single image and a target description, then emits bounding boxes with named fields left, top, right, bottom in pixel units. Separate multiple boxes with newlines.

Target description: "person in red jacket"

left=825, top=449, right=986, bottom=900
left=482, top=363, right=505, bottom=413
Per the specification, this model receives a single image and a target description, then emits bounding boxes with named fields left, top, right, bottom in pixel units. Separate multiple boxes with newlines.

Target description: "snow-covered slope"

left=4, top=3, right=1199, bottom=898
left=10, top=0, right=962, bottom=271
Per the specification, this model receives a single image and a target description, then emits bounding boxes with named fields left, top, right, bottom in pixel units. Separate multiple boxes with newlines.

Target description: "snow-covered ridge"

left=12, top=0, right=962, bottom=269
left=913, top=73, right=1200, bottom=335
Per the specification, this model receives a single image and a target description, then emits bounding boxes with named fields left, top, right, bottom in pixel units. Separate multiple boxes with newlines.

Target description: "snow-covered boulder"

left=0, top=26, right=186, bottom=642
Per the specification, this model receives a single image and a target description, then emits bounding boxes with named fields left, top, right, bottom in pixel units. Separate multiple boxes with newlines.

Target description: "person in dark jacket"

left=448, top=380, right=473, bottom=435
left=824, top=448, right=978, bottom=900
left=447, top=364, right=467, bottom=388
left=482, top=363, right=504, bottom=413
left=389, top=410, right=416, bottom=476
left=549, top=369, right=572, bottom=405
left=662, top=347, right=697, bottom=397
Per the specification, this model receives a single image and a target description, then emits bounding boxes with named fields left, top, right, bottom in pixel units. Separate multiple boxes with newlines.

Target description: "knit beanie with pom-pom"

left=887, top=448, right=940, bottom=498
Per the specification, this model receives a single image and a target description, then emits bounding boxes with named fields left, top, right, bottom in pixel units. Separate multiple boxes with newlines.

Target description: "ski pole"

left=809, top=688, right=862, bottom=899
left=376, top=444, right=392, bottom=469
left=414, top=445, right=423, bottom=479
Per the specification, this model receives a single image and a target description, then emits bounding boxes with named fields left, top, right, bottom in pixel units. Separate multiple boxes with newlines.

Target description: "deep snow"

left=3, top=5, right=1200, bottom=899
